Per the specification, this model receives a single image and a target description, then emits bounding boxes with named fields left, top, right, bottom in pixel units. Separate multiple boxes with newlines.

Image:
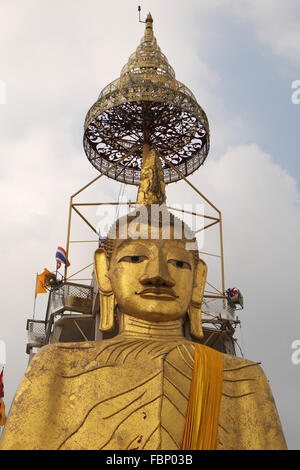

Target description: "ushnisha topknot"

left=102, top=204, right=199, bottom=264
left=100, top=146, right=199, bottom=263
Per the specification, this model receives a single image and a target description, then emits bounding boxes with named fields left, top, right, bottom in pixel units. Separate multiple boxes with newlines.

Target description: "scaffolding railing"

left=46, top=282, right=94, bottom=321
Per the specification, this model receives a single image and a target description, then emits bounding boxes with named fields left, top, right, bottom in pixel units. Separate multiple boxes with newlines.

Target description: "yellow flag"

left=0, top=400, right=6, bottom=426
left=35, top=269, right=51, bottom=298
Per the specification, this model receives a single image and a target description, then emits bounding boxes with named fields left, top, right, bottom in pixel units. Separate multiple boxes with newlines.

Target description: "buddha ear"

left=94, top=248, right=115, bottom=332
left=187, top=259, right=207, bottom=340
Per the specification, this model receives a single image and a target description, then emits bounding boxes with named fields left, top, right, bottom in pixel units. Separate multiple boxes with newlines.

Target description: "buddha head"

left=94, top=146, right=207, bottom=339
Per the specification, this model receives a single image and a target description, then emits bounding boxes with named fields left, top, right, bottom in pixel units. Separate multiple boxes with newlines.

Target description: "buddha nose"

left=139, top=256, right=175, bottom=288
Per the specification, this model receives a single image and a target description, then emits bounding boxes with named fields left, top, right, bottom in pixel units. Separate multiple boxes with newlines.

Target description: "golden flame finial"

left=144, top=13, right=153, bottom=39
left=118, top=12, right=175, bottom=81
left=136, top=145, right=166, bottom=205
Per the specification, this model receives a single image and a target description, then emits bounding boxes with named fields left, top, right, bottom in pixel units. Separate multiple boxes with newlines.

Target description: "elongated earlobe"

left=94, top=249, right=115, bottom=332
left=188, top=259, right=207, bottom=339
left=188, top=302, right=203, bottom=339
left=99, top=291, right=115, bottom=331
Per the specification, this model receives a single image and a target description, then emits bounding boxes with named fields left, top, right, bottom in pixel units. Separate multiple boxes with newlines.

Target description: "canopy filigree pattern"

left=84, top=13, right=210, bottom=185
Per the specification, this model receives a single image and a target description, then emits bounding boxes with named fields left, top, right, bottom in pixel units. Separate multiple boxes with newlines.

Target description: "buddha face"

left=108, top=234, right=195, bottom=322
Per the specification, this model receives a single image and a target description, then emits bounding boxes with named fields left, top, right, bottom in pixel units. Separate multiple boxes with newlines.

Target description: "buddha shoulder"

left=220, top=352, right=276, bottom=407
left=24, top=341, right=99, bottom=379
left=218, top=352, right=287, bottom=450
left=222, top=352, right=263, bottom=379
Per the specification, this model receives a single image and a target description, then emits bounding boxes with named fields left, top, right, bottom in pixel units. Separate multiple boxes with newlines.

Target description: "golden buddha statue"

left=0, top=146, right=287, bottom=450
left=0, top=14, right=287, bottom=450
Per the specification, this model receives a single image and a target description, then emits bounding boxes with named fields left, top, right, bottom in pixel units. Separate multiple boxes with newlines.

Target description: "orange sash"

left=182, top=343, right=223, bottom=450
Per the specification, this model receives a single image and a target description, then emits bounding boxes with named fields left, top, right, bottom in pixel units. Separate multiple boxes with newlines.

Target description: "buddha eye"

left=119, top=255, right=147, bottom=263
left=168, top=259, right=191, bottom=270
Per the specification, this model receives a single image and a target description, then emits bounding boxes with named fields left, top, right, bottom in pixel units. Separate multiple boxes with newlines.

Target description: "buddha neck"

left=118, top=313, right=185, bottom=340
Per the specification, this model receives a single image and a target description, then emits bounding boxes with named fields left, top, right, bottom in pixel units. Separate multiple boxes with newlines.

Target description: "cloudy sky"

left=0, top=0, right=299, bottom=448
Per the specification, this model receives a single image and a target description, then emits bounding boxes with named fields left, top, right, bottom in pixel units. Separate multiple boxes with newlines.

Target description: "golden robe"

left=0, top=338, right=287, bottom=450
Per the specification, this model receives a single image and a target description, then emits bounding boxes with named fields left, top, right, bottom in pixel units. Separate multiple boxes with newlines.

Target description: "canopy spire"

left=143, top=11, right=154, bottom=42
left=146, top=12, right=153, bottom=23
left=84, top=12, right=210, bottom=186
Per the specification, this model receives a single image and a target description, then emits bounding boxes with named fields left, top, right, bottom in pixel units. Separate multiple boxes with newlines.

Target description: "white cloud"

left=0, top=0, right=299, bottom=448
left=226, top=0, right=300, bottom=66
left=170, top=0, right=300, bottom=67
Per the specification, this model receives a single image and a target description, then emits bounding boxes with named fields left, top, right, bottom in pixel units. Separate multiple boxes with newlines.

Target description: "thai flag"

left=98, top=237, right=106, bottom=249
left=226, top=287, right=239, bottom=298
left=56, top=246, right=70, bottom=269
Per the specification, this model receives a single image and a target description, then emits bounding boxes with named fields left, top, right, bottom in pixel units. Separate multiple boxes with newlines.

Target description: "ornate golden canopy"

left=84, top=13, right=210, bottom=185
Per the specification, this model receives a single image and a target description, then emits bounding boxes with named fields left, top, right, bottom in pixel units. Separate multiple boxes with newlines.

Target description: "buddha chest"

left=57, top=338, right=193, bottom=450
